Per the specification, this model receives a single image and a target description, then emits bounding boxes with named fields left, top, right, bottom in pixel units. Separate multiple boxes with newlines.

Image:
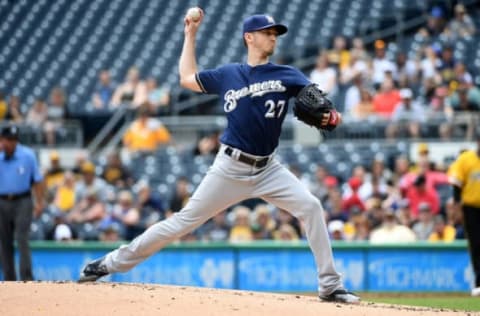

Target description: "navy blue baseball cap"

left=0, top=125, right=19, bottom=140
left=243, top=14, right=288, bottom=35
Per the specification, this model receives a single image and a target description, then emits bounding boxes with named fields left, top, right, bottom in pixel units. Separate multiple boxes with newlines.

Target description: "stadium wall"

left=6, top=241, right=473, bottom=292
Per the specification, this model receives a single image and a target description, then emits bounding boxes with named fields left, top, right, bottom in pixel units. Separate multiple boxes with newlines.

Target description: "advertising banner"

left=2, top=242, right=472, bottom=292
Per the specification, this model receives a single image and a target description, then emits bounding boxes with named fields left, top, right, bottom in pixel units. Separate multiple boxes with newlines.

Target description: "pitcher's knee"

left=170, top=211, right=206, bottom=236
left=299, top=195, right=323, bottom=215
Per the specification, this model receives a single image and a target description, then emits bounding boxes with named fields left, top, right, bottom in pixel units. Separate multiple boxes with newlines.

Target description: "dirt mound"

left=0, top=282, right=468, bottom=315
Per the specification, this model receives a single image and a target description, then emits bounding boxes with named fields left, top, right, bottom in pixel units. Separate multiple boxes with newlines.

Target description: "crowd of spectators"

left=1, top=5, right=478, bottom=143
left=2, top=3, right=478, bottom=244
left=98, top=66, right=171, bottom=114
left=33, top=139, right=463, bottom=245
left=0, top=87, right=69, bottom=145
left=0, top=66, right=172, bottom=146
left=308, top=3, right=479, bottom=140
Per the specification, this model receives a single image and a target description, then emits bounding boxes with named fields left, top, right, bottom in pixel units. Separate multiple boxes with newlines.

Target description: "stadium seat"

left=0, top=0, right=477, bottom=114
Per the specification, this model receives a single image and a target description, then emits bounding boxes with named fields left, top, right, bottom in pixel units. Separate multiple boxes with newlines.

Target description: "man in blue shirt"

left=0, top=125, right=45, bottom=280
left=80, top=11, right=359, bottom=304
left=92, top=69, right=115, bottom=110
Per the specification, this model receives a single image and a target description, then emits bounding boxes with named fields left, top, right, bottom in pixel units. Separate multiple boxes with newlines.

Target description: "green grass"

left=363, top=294, right=480, bottom=312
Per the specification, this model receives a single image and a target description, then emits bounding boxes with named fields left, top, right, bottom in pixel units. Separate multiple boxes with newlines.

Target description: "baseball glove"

left=293, top=84, right=340, bottom=131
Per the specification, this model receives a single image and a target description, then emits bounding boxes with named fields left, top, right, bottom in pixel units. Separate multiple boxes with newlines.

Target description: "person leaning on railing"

left=44, top=87, right=68, bottom=146
left=122, top=103, right=172, bottom=154
left=110, top=66, right=147, bottom=109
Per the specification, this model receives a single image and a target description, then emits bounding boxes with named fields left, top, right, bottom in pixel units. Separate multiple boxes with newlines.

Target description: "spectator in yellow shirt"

left=122, top=104, right=171, bottom=153
left=45, top=151, right=66, bottom=190
left=428, top=215, right=456, bottom=242
left=229, top=206, right=253, bottom=242
left=53, top=171, right=76, bottom=213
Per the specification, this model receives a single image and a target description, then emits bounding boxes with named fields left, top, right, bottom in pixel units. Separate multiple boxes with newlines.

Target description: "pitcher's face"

left=246, top=28, right=278, bottom=56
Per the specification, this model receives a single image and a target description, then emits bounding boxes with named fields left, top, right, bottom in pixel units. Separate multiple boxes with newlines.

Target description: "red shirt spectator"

left=400, top=170, right=448, bottom=192
left=406, top=175, right=440, bottom=218
left=341, top=177, right=365, bottom=213
left=324, top=175, right=338, bottom=188
left=399, top=153, right=448, bottom=197
left=372, top=78, right=401, bottom=118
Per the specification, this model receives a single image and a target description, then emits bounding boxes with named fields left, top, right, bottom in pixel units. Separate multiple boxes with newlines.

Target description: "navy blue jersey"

left=196, top=62, right=310, bottom=156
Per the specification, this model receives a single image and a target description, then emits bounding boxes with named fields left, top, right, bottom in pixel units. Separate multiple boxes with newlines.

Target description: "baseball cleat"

left=78, top=257, right=109, bottom=283
left=319, top=289, right=360, bottom=304
left=471, top=287, right=480, bottom=297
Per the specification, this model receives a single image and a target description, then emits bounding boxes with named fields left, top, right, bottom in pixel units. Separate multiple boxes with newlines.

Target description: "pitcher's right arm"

left=179, top=8, right=204, bottom=92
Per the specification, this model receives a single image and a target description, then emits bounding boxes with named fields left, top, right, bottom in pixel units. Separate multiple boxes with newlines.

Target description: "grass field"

left=363, top=293, right=480, bottom=312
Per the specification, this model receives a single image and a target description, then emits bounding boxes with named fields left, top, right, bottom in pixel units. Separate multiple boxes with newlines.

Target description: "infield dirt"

left=0, top=282, right=475, bottom=315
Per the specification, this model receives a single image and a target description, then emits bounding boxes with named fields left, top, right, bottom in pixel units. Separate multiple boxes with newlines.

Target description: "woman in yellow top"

left=427, top=215, right=456, bottom=242
left=122, top=105, right=171, bottom=153
left=229, top=206, right=253, bottom=242
left=53, top=171, right=76, bottom=213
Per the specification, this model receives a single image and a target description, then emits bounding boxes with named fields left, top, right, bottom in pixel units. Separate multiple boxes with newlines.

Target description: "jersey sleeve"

left=196, top=66, right=226, bottom=95
left=286, top=67, right=311, bottom=96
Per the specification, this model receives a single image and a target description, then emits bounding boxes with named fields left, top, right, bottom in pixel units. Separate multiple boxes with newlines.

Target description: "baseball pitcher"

left=79, top=9, right=359, bottom=304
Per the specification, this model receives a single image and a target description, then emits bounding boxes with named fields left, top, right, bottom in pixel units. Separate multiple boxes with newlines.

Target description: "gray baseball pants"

left=105, top=145, right=343, bottom=295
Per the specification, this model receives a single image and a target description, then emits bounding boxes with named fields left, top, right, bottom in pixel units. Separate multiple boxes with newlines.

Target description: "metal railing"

left=86, top=104, right=130, bottom=156
left=88, top=112, right=480, bottom=156
left=0, top=120, right=83, bottom=147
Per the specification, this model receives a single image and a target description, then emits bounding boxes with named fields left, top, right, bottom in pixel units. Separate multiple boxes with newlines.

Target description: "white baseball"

left=187, top=7, right=201, bottom=22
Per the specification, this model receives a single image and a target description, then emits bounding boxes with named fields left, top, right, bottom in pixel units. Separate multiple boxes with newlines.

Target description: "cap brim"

left=272, top=24, right=288, bottom=35
left=248, top=24, right=288, bottom=35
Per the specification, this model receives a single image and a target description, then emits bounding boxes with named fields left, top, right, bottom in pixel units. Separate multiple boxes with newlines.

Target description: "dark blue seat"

left=1, top=0, right=470, bottom=114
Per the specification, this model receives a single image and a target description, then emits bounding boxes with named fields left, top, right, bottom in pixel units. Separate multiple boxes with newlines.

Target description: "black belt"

left=224, top=147, right=270, bottom=168
left=0, top=191, right=31, bottom=201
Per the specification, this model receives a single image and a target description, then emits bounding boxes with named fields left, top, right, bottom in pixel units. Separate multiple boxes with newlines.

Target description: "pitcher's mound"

left=0, top=282, right=465, bottom=315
